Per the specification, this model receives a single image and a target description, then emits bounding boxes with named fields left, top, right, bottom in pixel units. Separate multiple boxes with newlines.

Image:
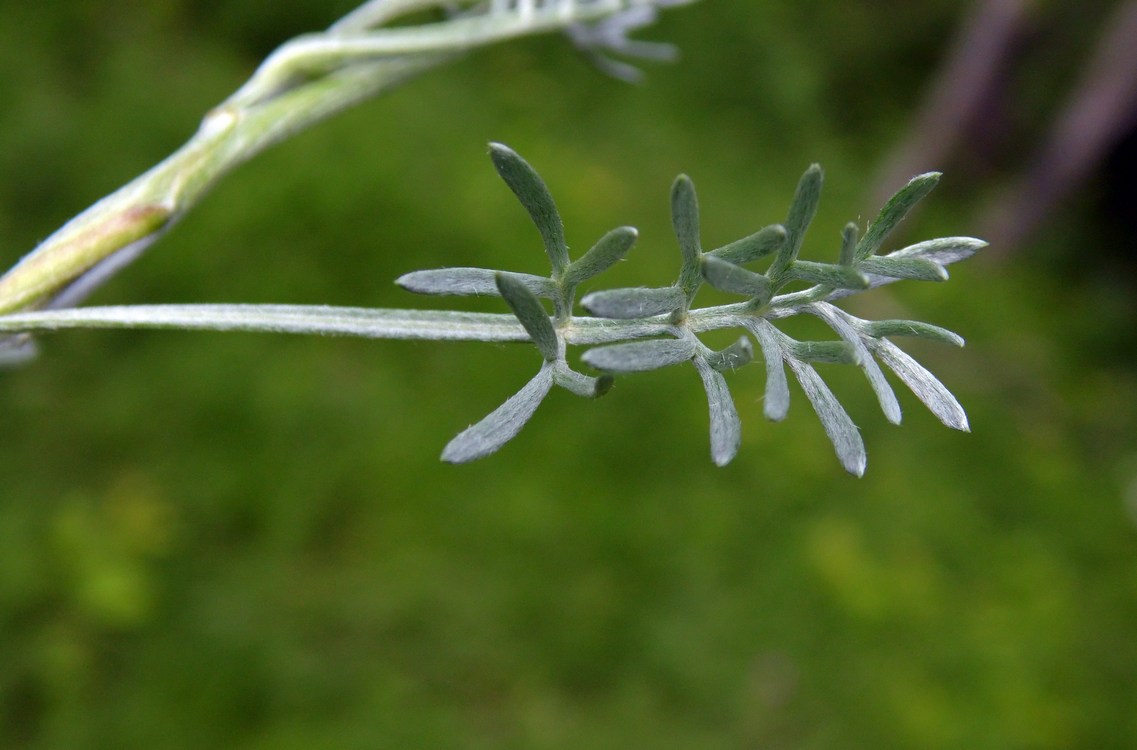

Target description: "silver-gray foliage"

left=402, top=144, right=981, bottom=473
left=0, top=143, right=982, bottom=472
left=0, top=0, right=982, bottom=473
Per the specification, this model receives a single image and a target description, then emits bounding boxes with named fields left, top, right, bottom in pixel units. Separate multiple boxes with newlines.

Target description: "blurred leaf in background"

left=1, top=1, right=1136, bottom=748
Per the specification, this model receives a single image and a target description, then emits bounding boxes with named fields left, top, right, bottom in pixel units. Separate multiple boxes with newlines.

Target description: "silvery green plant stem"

left=0, top=273, right=961, bottom=345
left=0, top=140, right=982, bottom=476
left=0, top=0, right=690, bottom=316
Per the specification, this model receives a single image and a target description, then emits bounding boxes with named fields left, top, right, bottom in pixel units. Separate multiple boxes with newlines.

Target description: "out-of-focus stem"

left=0, top=0, right=678, bottom=315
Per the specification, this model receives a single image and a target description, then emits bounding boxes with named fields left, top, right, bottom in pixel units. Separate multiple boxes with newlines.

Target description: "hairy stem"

left=0, top=303, right=713, bottom=345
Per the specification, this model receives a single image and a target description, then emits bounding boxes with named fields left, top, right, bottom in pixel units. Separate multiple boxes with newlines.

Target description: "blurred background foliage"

left=1, top=1, right=1136, bottom=748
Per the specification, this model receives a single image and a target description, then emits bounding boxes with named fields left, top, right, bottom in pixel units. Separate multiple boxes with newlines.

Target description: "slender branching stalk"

left=0, top=0, right=686, bottom=317
left=0, top=142, right=982, bottom=472
left=0, top=0, right=983, bottom=473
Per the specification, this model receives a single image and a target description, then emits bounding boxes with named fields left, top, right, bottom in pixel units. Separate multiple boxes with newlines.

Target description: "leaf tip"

left=712, top=450, right=735, bottom=468
left=763, top=400, right=789, bottom=422
left=487, top=141, right=512, bottom=158
left=440, top=439, right=473, bottom=464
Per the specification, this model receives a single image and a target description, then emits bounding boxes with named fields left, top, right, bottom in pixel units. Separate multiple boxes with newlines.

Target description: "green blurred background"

left=2, top=1, right=1136, bottom=748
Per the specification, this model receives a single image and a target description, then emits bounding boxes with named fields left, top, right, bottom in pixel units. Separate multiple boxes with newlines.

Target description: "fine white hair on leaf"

left=786, top=358, right=867, bottom=477
left=441, top=364, right=555, bottom=463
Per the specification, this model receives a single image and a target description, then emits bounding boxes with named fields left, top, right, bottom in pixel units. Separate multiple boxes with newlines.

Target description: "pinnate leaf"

left=859, top=256, right=948, bottom=282
left=397, top=268, right=555, bottom=298
left=704, top=336, right=753, bottom=372
left=710, top=225, right=786, bottom=266
left=580, top=286, right=684, bottom=319
left=554, top=365, right=614, bottom=398
left=772, top=164, right=823, bottom=275
left=809, top=302, right=901, bottom=424
left=786, top=340, right=860, bottom=365
left=856, top=172, right=940, bottom=261
left=867, top=338, right=969, bottom=431
left=564, top=226, right=637, bottom=286
left=786, top=358, right=866, bottom=476
left=583, top=338, right=695, bottom=373
left=745, top=319, right=790, bottom=421
left=787, top=261, right=869, bottom=290
left=838, top=222, right=859, bottom=266
left=700, top=255, right=772, bottom=300
left=887, top=237, right=987, bottom=265
left=441, top=365, right=554, bottom=463
left=861, top=320, right=965, bottom=347
left=496, top=272, right=558, bottom=361
left=693, top=356, right=741, bottom=466
left=671, top=174, right=701, bottom=265
left=488, top=143, right=568, bottom=275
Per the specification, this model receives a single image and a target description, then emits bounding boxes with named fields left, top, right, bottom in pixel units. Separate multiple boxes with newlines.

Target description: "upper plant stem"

left=0, top=0, right=681, bottom=316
